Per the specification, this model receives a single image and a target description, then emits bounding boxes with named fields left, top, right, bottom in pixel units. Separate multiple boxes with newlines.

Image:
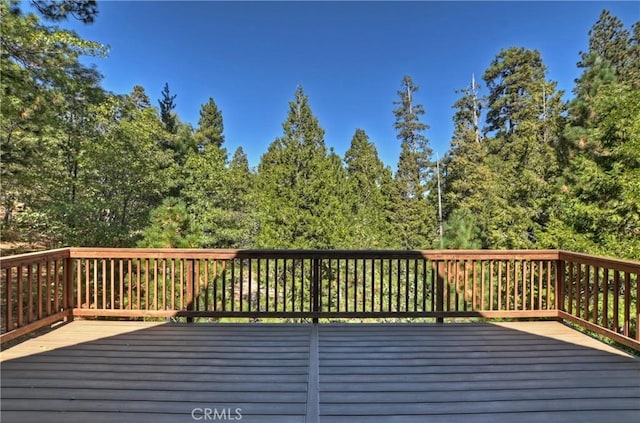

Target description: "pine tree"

left=227, top=147, right=257, bottom=248
left=256, top=86, right=351, bottom=248
left=442, top=75, right=486, bottom=213
left=441, top=75, right=492, bottom=247
left=391, top=75, right=436, bottom=249
left=182, top=144, right=236, bottom=248
left=138, top=197, right=199, bottom=248
left=578, top=10, right=631, bottom=80
left=158, top=82, right=177, bottom=134
left=182, top=144, right=257, bottom=249
left=31, top=0, right=98, bottom=24
left=344, top=129, right=393, bottom=248
left=482, top=47, right=564, bottom=248
left=0, top=0, right=107, bottom=237
left=195, top=97, right=224, bottom=149
left=545, top=11, right=640, bottom=259
left=440, top=208, right=482, bottom=249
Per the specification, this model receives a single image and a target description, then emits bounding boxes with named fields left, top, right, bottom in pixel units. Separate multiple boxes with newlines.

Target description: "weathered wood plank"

left=319, top=387, right=640, bottom=402
left=1, top=388, right=307, bottom=403
left=319, top=398, right=639, bottom=415
left=1, top=399, right=307, bottom=414
left=1, top=321, right=638, bottom=423
left=0, top=412, right=304, bottom=423
left=319, top=377, right=640, bottom=391
left=319, top=411, right=640, bottom=423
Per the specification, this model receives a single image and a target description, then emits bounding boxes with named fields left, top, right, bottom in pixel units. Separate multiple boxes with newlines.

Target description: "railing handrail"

left=0, top=247, right=70, bottom=268
left=558, top=250, right=640, bottom=274
left=67, top=247, right=561, bottom=260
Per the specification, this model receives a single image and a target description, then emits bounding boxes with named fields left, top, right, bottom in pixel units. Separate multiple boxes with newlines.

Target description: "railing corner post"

left=555, top=257, right=566, bottom=316
left=63, top=254, right=75, bottom=323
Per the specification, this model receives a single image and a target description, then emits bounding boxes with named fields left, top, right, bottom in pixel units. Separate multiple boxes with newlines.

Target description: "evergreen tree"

left=31, top=0, right=98, bottom=23
left=0, top=0, right=107, bottom=244
left=256, top=86, right=351, bottom=248
left=482, top=47, right=564, bottom=248
left=195, top=97, right=225, bottom=149
left=442, top=76, right=485, bottom=213
left=344, top=128, right=394, bottom=248
left=182, top=145, right=232, bottom=247
left=227, top=147, right=257, bottom=247
left=391, top=75, right=436, bottom=249
left=441, top=75, right=493, bottom=247
left=440, top=208, right=482, bottom=249
left=545, top=11, right=640, bottom=259
left=158, top=82, right=177, bottom=134
left=626, top=21, right=640, bottom=88
left=138, top=197, right=199, bottom=248
left=578, top=10, right=631, bottom=82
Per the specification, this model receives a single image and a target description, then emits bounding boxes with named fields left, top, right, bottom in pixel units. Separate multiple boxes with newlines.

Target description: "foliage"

left=195, top=97, right=225, bottom=149
left=344, top=129, right=394, bottom=248
left=31, top=0, right=98, bottom=23
left=391, top=76, right=436, bottom=249
left=0, top=0, right=107, bottom=220
left=481, top=47, right=565, bottom=248
left=255, top=86, right=351, bottom=248
left=158, top=82, right=177, bottom=134
left=438, top=208, right=482, bottom=249
left=138, top=198, right=200, bottom=248
left=179, top=142, right=256, bottom=248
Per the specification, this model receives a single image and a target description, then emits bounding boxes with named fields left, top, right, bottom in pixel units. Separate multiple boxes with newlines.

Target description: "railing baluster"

left=5, top=268, right=13, bottom=331
left=602, top=268, right=609, bottom=329
left=624, top=272, right=630, bottom=337
left=593, top=266, right=599, bottom=324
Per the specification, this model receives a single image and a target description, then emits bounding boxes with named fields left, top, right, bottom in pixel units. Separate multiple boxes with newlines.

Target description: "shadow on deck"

left=1, top=321, right=639, bottom=422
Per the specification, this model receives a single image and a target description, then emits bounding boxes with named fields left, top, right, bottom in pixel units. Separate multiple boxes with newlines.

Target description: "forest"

left=1, top=0, right=639, bottom=260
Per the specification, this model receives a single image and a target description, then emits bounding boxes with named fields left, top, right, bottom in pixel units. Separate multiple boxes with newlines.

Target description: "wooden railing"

left=1, top=248, right=638, bottom=350
left=0, top=248, right=73, bottom=343
left=558, top=251, right=639, bottom=351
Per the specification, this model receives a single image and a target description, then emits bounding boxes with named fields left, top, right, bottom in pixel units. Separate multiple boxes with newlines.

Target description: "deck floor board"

left=1, top=321, right=638, bottom=423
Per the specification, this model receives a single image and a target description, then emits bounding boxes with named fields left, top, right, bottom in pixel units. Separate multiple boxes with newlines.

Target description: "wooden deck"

left=1, top=321, right=639, bottom=423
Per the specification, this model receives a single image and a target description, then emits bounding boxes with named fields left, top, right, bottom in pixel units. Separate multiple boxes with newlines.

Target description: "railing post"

left=555, top=257, right=565, bottom=316
left=63, top=255, right=74, bottom=323
left=187, top=260, right=194, bottom=323
left=436, top=261, right=445, bottom=324
left=312, top=258, right=320, bottom=324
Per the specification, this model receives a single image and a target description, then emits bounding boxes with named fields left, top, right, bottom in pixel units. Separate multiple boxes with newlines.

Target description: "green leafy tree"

left=75, top=92, right=176, bottom=246
left=391, top=75, right=436, bottom=249
left=0, top=0, right=107, bottom=241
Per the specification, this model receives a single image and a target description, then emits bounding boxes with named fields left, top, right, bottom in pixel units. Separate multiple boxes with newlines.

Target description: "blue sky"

left=59, top=1, right=639, bottom=169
